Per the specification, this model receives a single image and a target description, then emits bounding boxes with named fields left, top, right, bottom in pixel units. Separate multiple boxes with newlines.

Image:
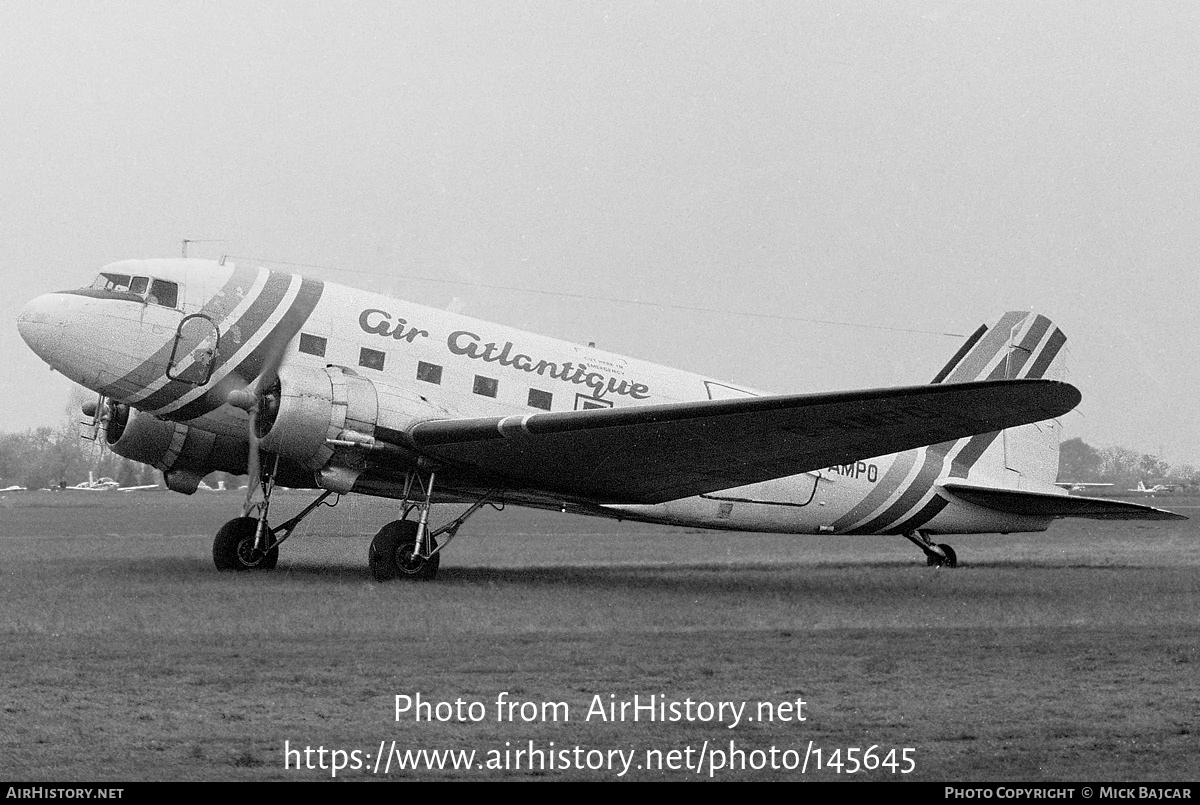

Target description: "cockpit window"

left=92, top=273, right=133, bottom=292
left=149, top=279, right=179, bottom=308
left=87, top=272, right=180, bottom=309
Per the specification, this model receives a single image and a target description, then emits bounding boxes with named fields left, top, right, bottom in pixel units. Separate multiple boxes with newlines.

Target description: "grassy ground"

left=1, top=491, right=1197, bottom=781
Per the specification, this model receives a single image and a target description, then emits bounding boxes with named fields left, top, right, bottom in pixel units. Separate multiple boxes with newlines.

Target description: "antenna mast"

left=181, top=239, right=224, bottom=258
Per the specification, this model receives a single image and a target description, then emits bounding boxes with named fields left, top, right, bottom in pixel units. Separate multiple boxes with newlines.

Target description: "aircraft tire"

left=936, top=544, right=957, bottom=568
left=213, top=516, right=279, bottom=571
left=369, top=520, right=440, bottom=581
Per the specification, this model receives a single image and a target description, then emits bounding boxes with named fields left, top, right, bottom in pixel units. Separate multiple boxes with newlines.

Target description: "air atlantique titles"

left=359, top=308, right=650, bottom=399
left=449, top=331, right=650, bottom=399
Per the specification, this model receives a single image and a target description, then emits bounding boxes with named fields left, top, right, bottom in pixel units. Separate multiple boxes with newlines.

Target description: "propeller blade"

left=239, top=318, right=296, bottom=513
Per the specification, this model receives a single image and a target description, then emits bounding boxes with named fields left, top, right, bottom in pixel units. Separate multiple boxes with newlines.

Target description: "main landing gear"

left=212, top=456, right=339, bottom=571
left=368, top=468, right=498, bottom=582
left=903, top=530, right=958, bottom=568
left=212, top=458, right=498, bottom=579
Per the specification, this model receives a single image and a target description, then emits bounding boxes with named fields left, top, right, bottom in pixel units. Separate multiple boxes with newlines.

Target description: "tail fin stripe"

left=1002, top=314, right=1052, bottom=378
left=931, top=325, right=987, bottom=383
left=942, top=311, right=1027, bottom=384
left=947, top=324, right=1066, bottom=479
left=1023, top=327, right=1066, bottom=380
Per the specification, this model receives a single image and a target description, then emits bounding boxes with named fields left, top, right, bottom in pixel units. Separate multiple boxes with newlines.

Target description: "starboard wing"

left=383, top=379, right=1081, bottom=504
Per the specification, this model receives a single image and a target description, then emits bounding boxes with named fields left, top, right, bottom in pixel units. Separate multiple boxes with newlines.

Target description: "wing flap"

left=941, top=482, right=1187, bottom=521
left=392, top=379, right=1080, bottom=504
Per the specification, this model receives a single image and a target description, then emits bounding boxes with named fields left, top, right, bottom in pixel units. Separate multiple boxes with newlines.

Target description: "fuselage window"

left=359, top=347, right=385, bottom=371
left=417, top=361, right=442, bottom=384
left=473, top=375, right=498, bottom=398
left=129, top=276, right=150, bottom=295
left=528, top=388, right=553, bottom=410
left=299, top=333, right=327, bottom=357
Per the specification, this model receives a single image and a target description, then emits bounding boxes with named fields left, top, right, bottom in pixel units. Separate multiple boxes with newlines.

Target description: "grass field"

left=1, top=490, right=1197, bottom=781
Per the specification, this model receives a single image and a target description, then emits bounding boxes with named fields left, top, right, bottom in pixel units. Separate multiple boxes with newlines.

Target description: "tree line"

left=1058, top=438, right=1197, bottom=489
left=0, top=423, right=160, bottom=490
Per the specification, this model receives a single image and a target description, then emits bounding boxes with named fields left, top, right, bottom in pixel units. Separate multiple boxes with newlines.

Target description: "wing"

left=386, top=379, right=1081, bottom=504
left=941, top=483, right=1186, bottom=521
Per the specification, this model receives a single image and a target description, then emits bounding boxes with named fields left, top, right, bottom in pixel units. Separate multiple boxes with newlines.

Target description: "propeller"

left=79, top=393, right=106, bottom=463
left=225, top=330, right=291, bottom=514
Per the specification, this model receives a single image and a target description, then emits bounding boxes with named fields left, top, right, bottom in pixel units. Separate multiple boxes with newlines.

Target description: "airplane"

left=65, top=473, right=121, bottom=491
left=1129, top=481, right=1173, bottom=494
left=1054, top=482, right=1115, bottom=492
left=62, top=471, right=159, bottom=493
left=16, top=258, right=1184, bottom=578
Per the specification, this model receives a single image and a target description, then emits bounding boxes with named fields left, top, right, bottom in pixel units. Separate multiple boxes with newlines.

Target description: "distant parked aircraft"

left=1054, top=482, right=1115, bottom=492
left=1129, top=481, right=1173, bottom=494
left=66, top=472, right=158, bottom=492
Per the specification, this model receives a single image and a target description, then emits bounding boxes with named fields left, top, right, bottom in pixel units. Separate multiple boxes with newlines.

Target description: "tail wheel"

left=213, top=516, right=279, bottom=571
left=369, top=520, right=440, bottom=581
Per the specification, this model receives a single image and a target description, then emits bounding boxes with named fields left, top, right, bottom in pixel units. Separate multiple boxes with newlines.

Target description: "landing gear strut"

left=368, top=468, right=498, bottom=582
left=213, top=456, right=340, bottom=571
left=903, top=530, right=958, bottom=568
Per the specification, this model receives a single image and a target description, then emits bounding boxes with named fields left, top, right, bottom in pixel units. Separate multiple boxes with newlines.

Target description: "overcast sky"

left=2, top=2, right=1198, bottom=467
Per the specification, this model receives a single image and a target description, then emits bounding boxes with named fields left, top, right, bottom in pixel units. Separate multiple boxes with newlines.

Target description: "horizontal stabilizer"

left=393, top=379, right=1081, bottom=504
left=941, top=482, right=1187, bottom=521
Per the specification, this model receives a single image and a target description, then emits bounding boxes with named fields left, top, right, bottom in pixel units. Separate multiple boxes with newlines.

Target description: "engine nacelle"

left=255, top=365, right=447, bottom=492
left=257, top=365, right=378, bottom=470
left=105, top=404, right=248, bottom=494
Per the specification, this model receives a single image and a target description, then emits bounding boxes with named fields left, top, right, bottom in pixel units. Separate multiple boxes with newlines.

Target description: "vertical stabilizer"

left=933, top=312, right=1068, bottom=489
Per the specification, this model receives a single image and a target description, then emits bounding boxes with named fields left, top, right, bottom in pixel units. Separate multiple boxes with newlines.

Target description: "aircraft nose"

left=17, top=292, right=70, bottom=366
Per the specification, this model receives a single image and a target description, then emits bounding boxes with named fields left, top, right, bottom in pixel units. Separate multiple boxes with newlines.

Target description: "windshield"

left=88, top=272, right=180, bottom=309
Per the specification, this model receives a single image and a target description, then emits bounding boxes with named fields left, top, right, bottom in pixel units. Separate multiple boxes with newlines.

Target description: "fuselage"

left=18, top=258, right=1065, bottom=537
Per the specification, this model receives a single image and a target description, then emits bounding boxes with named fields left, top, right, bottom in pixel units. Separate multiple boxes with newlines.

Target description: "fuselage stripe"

left=844, top=447, right=948, bottom=534
left=137, top=270, right=294, bottom=413
left=96, top=265, right=263, bottom=401
left=165, top=276, right=325, bottom=422
left=829, top=449, right=919, bottom=530
left=154, top=273, right=302, bottom=415
left=884, top=495, right=949, bottom=535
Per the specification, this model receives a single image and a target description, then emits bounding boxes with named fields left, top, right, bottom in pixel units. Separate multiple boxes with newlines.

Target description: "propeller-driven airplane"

left=64, top=473, right=121, bottom=491
left=1054, top=482, right=1115, bottom=492
left=17, top=258, right=1184, bottom=579
left=62, top=471, right=159, bottom=492
left=1129, top=481, right=1174, bottom=495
